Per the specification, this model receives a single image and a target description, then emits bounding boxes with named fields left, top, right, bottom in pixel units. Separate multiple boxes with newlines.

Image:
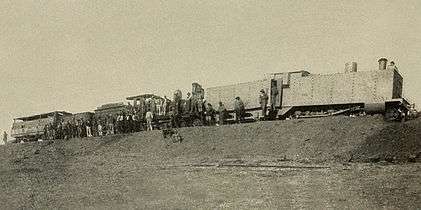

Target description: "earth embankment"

left=0, top=115, right=420, bottom=209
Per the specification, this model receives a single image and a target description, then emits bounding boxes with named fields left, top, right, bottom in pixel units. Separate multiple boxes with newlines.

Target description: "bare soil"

left=0, top=116, right=420, bottom=209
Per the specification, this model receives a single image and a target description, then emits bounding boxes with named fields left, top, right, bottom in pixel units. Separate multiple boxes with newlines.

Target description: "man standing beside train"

left=145, top=109, right=154, bottom=131
left=259, top=89, right=269, bottom=120
left=234, top=97, right=245, bottom=123
left=3, top=131, right=7, bottom=145
left=217, top=101, right=227, bottom=126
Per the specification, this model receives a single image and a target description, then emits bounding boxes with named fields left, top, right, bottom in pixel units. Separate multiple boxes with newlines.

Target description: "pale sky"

left=1, top=0, right=420, bottom=141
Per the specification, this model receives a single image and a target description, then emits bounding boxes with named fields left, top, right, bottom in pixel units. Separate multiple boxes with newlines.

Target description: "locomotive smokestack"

left=378, top=58, right=388, bottom=70
left=344, top=62, right=357, bottom=73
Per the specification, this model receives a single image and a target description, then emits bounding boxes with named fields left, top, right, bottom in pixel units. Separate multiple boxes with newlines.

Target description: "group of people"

left=43, top=112, right=147, bottom=141
left=231, top=88, right=269, bottom=123
left=42, top=88, right=270, bottom=141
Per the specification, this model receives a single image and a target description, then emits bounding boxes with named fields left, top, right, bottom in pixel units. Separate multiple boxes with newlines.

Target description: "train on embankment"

left=10, top=58, right=417, bottom=142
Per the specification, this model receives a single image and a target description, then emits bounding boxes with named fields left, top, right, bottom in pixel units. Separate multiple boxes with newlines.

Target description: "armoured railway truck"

left=206, top=58, right=411, bottom=122
left=11, top=111, right=73, bottom=142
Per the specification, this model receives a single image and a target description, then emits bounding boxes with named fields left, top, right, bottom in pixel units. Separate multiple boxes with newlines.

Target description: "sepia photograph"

left=0, top=0, right=420, bottom=209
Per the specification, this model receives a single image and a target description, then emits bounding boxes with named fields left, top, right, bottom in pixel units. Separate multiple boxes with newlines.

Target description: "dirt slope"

left=0, top=115, right=420, bottom=209
left=3, top=115, right=418, bottom=165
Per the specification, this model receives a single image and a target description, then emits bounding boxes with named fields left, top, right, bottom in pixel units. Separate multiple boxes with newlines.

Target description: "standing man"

left=197, top=97, right=204, bottom=115
left=122, top=112, right=128, bottom=133
left=127, top=102, right=134, bottom=114
left=63, top=122, right=70, bottom=140
left=71, top=117, right=77, bottom=138
left=98, top=120, right=103, bottom=137
left=116, top=113, right=124, bottom=134
left=259, top=89, right=269, bottom=120
left=91, top=118, right=98, bottom=137
left=162, top=96, right=170, bottom=116
left=108, top=115, right=116, bottom=135
left=270, top=81, right=279, bottom=111
left=132, top=111, right=140, bottom=132
left=205, top=103, right=216, bottom=126
left=145, top=109, right=154, bottom=131
left=156, top=99, right=162, bottom=116
left=43, top=124, right=49, bottom=140
left=3, top=131, right=7, bottom=144
left=186, top=92, right=192, bottom=113
left=86, top=119, right=92, bottom=137
left=57, top=122, right=63, bottom=139
left=127, top=114, right=134, bottom=133
left=76, top=119, right=82, bottom=138
left=80, top=120, right=87, bottom=138
left=234, top=97, right=245, bottom=123
left=217, top=101, right=227, bottom=126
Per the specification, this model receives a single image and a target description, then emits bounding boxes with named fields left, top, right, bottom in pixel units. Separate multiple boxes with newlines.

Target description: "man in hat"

left=387, top=61, right=399, bottom=71
left=259, top=89, right=269, bottom=120
left=234, top=97, right=245, bottom=123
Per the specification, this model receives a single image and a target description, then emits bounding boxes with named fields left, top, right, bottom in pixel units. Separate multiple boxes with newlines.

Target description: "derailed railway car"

left=206, top=58, right=411, bottom=121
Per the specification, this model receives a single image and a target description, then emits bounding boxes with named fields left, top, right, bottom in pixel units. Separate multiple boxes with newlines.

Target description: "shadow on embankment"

left=351, top=117, right=421, bottom=163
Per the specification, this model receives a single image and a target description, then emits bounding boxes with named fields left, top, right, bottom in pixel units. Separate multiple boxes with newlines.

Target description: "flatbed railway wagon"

left=206, top=58, right=411, bottom=121
left=11, top=111, right=72, bottom=142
